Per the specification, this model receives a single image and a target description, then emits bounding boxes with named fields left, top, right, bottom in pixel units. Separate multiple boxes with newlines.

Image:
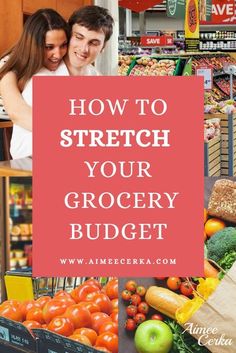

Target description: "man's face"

left=68, top=24, right=106, bottom=69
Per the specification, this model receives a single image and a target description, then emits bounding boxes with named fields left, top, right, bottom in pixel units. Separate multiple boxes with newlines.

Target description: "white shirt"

left=10, top=62, right=69, bottom=159
left=10, top=61, right=100, bottom=159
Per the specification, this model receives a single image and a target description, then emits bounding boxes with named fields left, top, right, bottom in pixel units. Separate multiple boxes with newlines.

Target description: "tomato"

left=0, top=304, right=23, bottom=322
left=105, top=279, right=118, bottom=300
left=35, top=296, right=51, bottom=309
left=137, top=302, right=149, bottom=314
left=54, top=295, right=76, bottom=307
left=65, top=305, right=92, bottom=329
left=95, top=347, right=112, bottom=353
left=83, top=278, right=102, bottom=289
left=167, top=277, right=181, bottom=291
left=91, top=312, right=111, bottom=333
left=74, top=328, right=97, bottom=346
left=48, top=316, right=74, bottom=337
left=54, top=290, right=72, bottom=299
left=77, top=301, right=101, bottom=313
left=130, top=294, right=141, bottom=306
left=121, top=290, right=131, bottom=301
left=23, top=320, right=42, bottom=331
left=26, top=307, right=44, bottom=324
left=71, top=284, right=100, bottom=303
left=91, top=293, right=113, bottom=315
left=0, top=300, right=20, bottom=309
left=151, top=314, right=163, bottom=321
left=19, top=300, right=40, bottom=321
left=69, top=334, right=92, bottom=345
left=155, top=277, right=166, bottom=280
left=136, top=286, right=146, bottom=297
left=134, top=313, right=146, bottom=325
left=125, top=318, right=136, bottom=331
left=42, top=299, right=67, bottom=324
left=125, top=280, right=137, bottom=293
left=96, top=332, right=118, bottom=353
left=99, top=321, right=118, bottom=335
left=111, top=299, right=118, bottom=311
left=110, top=310, right=118, bottom=323
left=126, top=305, right=137, bottom=317
left=180, top=281, right=194, bottom=297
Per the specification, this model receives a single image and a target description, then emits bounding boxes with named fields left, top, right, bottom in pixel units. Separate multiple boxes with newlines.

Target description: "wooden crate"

left=204, top=136, right=221, bottom=176
left=220, top=114, right=236, bottom=176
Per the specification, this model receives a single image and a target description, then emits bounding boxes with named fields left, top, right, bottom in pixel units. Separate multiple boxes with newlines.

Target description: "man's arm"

left=0, top=71, right=32, bottom=131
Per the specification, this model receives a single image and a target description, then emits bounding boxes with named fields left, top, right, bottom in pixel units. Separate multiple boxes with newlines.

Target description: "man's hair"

left=68, top=5, right=114, bottom=42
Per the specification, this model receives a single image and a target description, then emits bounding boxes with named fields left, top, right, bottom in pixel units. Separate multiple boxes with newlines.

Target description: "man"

left=0, top=6, right=114, bottom=159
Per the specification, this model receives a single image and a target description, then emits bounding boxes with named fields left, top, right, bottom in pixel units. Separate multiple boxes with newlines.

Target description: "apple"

left=134, top=320, right=173, bottom=353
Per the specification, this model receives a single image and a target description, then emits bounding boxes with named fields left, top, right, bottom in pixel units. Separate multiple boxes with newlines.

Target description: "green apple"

left=134, top=320, right=173, bottom=353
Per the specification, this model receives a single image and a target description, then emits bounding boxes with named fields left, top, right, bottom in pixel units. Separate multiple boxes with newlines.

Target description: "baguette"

left=145, top=286, right=189, bottom=319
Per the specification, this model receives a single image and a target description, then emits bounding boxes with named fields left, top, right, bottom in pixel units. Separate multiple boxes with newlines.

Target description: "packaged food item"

left=20, top=224, right=30, bottom=236
left=17, top=257, right=28, bottom=267
left=10, top=258, right=17, bottom=268
left=208, top=179, right=236, bottom=223
left=14, top=249, right=24, bottom=258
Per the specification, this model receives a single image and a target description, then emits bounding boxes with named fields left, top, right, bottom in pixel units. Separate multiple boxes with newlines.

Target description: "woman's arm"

left=0, top=71, right=32, bottom=131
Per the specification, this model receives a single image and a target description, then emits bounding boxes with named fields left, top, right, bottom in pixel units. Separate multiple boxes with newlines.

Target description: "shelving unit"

left=199, top=30, right=236, bottom=52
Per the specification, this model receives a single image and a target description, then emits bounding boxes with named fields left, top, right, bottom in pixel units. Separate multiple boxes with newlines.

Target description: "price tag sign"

left=195, top=66, right=213, bottom=90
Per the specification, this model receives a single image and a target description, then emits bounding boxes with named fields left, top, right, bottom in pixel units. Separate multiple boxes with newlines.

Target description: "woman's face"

left=44, top=29, right=68, bottom=71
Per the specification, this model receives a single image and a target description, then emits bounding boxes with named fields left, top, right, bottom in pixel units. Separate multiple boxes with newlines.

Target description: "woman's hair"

left=68, top=5, right=114, bottom=43
left=0, top=8, right=69, bottom=89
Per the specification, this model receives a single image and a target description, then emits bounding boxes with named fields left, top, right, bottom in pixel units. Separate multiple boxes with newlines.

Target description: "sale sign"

left=119, top=0, right=164, bottom=12
left=185, top=0, right=200, bottom=38
left=201, top=0, right=236, bottom=24
left=140, top=36, right=174, bottom=46
left=33, top=76, right=204, bottom=277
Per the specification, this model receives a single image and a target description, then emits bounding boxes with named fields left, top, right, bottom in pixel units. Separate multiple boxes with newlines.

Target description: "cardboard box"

left=204, top=136, right=221, bottom=176
left=220, top=113, right=236, bottom=176
left=0, top=317, right=36, bottom=353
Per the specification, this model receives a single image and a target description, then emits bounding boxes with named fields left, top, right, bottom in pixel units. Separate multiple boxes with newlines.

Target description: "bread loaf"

left=145, top=286, right=189, bottom=319
left=208, top=179, right=236, bottom=223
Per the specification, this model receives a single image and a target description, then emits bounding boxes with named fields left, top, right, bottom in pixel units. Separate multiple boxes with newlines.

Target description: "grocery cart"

left=4, top=269, right=108, bottom=301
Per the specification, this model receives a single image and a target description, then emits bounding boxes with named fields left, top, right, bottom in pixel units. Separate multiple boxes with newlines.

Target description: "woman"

left=0, top=6, right=114, bottom=159
left=0, top=8, right=70, bottom=158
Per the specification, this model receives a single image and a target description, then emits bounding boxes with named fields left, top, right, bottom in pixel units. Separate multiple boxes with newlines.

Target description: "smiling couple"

left=0, top=6, right=114, bottom=159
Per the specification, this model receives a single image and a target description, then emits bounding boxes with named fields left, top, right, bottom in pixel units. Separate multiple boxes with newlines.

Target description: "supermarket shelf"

left=9, top=205, right=32, bottom=210
left=10, top=238, right=32, bottom=242
left=200, top=38, right=236, bottom=41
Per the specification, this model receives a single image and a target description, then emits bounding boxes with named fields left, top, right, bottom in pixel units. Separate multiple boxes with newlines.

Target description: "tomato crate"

left=204, top=136, right=221, bottom=176
left=220, top=113, right=236, bottom=176
left=33, top=329, right=104, bottom=353
left=0, top=317, right=36, bottom=353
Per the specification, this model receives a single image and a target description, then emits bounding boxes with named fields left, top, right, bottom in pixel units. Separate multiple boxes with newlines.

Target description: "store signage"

left=167, top=0, right=185, bottom=18
left=119, top=0, right=164, bottom=12
left=199, top=0, right=212, bottom=22
left=140, top=36, right=174, bottom=46
left=200, top=0, right=236, bottom=24
left=185, top=0, right=200, bottom=52
left=195, top=65, right=213, bottom=90
left=33, top=76, right=204, bottom=277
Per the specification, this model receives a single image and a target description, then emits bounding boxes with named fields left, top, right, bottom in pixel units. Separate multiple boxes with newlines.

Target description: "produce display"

left=129, top=58, right=176, bottom=76
left=192, top=54, right=236, bottom=74
left=120, top=178, right=236, bottom=353
left=204, top=118, right=220, bottom=142
left=0, top=277, right=118, bottom=353
left=118, top=55, right=178, bottom=76
left=214, top=76, right=236, bottom=97
left=204, top=92, right=236, bottom=114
